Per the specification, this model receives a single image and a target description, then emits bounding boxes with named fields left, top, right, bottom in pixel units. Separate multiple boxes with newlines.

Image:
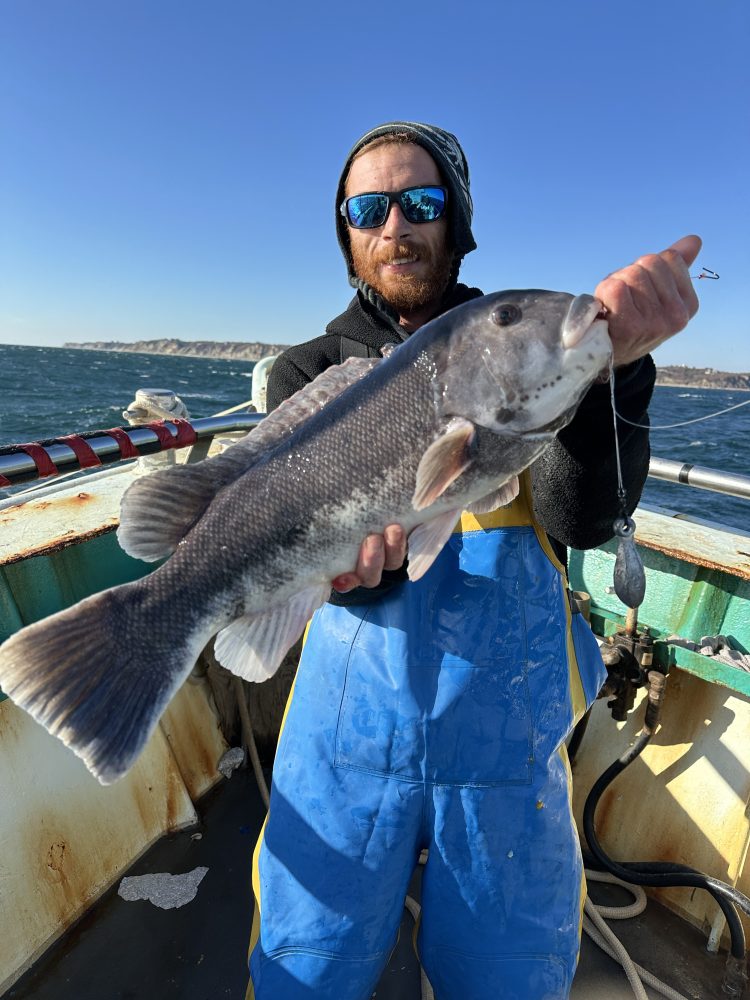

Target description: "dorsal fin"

left=117, top=356, right=380, bottom=562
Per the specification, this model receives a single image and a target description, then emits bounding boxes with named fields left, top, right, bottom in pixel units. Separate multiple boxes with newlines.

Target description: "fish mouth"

left=561, top=294, right=605, bottom=350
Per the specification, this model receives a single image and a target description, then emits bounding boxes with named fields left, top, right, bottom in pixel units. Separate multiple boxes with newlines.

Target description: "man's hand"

left=595, top=235, right=702, bottom=367
left=332, top=525, right=407, bottom=593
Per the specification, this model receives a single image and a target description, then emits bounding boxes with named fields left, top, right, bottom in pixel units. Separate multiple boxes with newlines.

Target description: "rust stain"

left=33, top=827, right=85, bottom=933
left=45, top=841, right=67, bottom=878
left=0, top=701, right=24, bottom=747
left=0, top=524, right=117, bottom=567
left=166, top=769, right=181, bottom=831
left=638, top=537, right=750, bottom=581
left=131, top=778, right=158, bottom=835
left=130, top=755, right=188, bottom=835
left=160, top=683, right=223, bottom=803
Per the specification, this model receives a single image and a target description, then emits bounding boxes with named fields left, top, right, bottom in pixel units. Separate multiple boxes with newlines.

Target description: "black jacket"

left=267, top=286, right=655, bottom=600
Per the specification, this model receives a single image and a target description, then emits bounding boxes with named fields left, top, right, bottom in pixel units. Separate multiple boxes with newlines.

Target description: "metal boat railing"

left=648, top=457, right=750, bottom=502
left=1, top=414, right=749, bottom=505
left=0, top=414, right=264, bottom=487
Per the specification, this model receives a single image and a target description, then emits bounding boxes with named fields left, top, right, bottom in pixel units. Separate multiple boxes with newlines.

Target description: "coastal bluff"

left=63, top=338, right=288, bottom=362
left=655, top=365, right=750, bottom=391
left=62, top=341, right=750, bottom=391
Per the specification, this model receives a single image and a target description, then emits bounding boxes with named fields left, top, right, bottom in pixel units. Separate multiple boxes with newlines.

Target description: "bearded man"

left=247, top=122, right=699, bottom=1000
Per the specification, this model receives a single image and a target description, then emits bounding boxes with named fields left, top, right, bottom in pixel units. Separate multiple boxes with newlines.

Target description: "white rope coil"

left=123, top=387, right=190, bottom=425
left=122, top=388, right=190, bottom=468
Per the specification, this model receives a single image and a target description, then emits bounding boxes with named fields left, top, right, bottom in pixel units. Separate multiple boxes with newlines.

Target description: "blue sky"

left=1, top=1, right=748, bottom=369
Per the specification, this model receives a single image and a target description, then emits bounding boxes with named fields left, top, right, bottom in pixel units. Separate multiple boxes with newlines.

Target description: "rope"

left=583, top=871, right=690, bottom=1000
left=665, top=633, right=750, bottom=672
left=122, top=388, right=190, bottom=425
left=233, top=676, right=270, bottom=810
left=403, top=895, right=435, bottom=1000
left=122, top=388, right=190, bottom=467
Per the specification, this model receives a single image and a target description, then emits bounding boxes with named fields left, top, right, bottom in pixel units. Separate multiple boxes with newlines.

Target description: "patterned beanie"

left=335, top=121, right=477, bottom=323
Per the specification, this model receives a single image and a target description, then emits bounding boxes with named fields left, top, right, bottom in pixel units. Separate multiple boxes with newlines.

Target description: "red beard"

left=351, top=241, right=454, bottom=315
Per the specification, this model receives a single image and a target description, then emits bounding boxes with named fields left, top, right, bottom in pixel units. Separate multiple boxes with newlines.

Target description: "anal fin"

left=214, top=584, right=330, bottom=682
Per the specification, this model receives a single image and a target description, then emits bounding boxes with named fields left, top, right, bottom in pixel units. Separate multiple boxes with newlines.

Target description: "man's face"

left=344, top=143, right=453, bottom=318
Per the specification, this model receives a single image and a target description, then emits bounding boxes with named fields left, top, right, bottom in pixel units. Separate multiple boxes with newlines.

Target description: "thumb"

left=667, top=234, right=702, bottom=267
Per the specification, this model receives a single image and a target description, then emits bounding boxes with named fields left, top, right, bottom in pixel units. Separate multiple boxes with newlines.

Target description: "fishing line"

left=615, top=396, right=750, bottom=430
left=608, top=361, right=626, bottom=501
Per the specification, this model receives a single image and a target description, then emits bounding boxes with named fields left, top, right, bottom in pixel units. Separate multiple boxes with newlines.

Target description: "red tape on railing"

left=18, top=443, right=58, bottom=478
left=144, top=420, right=177, bottom=450
left=104, top=427, right=140, bottom=459
left=172, top=417, right=198, bottom=448
left=142, top=418, right=197, bottom=450
left=0, top=419, right=198, bottom=487
left=58, top=434, right=103, bottom=469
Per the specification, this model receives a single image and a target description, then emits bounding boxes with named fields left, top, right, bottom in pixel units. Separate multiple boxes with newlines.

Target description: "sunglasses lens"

left=400, top=187, right=446, bottom=223
left=346, top=193, right=389, bottom=228
left=344, top=187, right=447, bottom=228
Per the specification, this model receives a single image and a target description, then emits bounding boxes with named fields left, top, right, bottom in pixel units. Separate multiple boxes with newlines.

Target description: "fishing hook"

left=691, top=267, right=720, bottom=280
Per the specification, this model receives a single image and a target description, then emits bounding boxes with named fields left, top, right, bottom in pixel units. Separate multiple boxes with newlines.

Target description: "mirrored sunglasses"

left=341, top=186, right=448, bottom=229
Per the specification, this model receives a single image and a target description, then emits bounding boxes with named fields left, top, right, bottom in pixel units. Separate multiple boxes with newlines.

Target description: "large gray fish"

left=0, top=290, right=611, bottom=784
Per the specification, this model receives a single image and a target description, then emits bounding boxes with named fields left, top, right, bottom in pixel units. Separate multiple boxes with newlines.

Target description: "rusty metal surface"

left=571, top=670, right=750, bottom=948
left=0, top=469, right=141, bottom=567
left=158, top=678, right=227, bottom=802
left=0, top=697, right=198, bottom=995
left=634, top=507, right=750, bottom=580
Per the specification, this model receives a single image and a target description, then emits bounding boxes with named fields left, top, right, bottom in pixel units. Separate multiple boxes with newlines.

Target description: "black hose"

left=583, top=730, right=749, bottom=960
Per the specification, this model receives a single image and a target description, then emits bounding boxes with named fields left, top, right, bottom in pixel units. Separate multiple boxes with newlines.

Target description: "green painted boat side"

left=0, top=531, right=153, bottom=703
left=570, top=537, right=750, bottom=698
left=3, top=506, right=749, bottom=700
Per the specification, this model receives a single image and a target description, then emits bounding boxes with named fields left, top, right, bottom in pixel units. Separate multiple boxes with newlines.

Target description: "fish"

left=0, top=289, right=612, bottom=784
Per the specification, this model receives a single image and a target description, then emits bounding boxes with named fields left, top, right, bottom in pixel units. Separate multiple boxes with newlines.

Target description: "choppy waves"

left=1, top=346, right=748, bottom=533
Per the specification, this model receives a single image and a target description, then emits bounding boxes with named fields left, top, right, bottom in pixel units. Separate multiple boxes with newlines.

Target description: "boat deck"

left=6, top=768, right=731, bottom=1000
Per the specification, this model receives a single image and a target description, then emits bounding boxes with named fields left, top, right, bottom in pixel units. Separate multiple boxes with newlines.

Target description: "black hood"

left=335, top=121, right=477, bottom=331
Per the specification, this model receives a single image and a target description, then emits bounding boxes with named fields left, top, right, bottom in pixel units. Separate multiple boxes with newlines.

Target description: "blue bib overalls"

left=247, top=479, right=606, bottom=999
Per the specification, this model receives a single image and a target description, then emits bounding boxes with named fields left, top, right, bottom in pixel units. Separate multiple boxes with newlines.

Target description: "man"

left=247, top=121, right=699, bottom=1000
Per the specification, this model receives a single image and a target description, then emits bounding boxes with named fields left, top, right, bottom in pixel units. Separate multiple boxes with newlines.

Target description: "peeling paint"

left=637, top=538, right=750, bottom=581
left=0, top=469, right=141, bottom=567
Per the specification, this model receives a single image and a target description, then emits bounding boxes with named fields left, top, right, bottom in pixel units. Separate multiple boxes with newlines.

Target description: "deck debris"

left=118, top=866, right=209, bottom=909
left=217, top=746, right=246, bottom=778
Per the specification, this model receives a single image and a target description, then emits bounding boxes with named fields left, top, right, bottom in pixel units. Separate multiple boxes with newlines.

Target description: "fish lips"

left=561, top=294, right=606, bottom=350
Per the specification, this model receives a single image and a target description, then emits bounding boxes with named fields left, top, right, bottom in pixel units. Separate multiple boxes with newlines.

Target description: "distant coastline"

left=62, top=338, right=288, bottom=363
left=62, top=340, right=750, bottom=391
left=653, top=366, right=750, bottom=392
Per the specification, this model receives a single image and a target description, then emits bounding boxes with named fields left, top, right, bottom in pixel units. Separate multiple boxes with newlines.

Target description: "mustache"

left=375, top=243, right=424, bottom=265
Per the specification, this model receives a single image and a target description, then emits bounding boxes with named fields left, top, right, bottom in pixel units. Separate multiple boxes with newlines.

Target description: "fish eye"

left=491, top=304, right=522, bottom=327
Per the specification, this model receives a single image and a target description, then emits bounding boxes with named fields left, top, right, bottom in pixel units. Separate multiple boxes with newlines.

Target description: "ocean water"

left=1, top=344, right=749, bottom=533
left=0, top=345, right=256, bottom=444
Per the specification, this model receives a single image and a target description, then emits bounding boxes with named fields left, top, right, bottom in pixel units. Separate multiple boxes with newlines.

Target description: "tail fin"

left=0, top=581, right=199, bottom=784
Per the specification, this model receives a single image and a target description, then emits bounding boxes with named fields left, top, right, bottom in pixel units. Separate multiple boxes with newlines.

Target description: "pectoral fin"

left=412, top=418, right=476, bottom=512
